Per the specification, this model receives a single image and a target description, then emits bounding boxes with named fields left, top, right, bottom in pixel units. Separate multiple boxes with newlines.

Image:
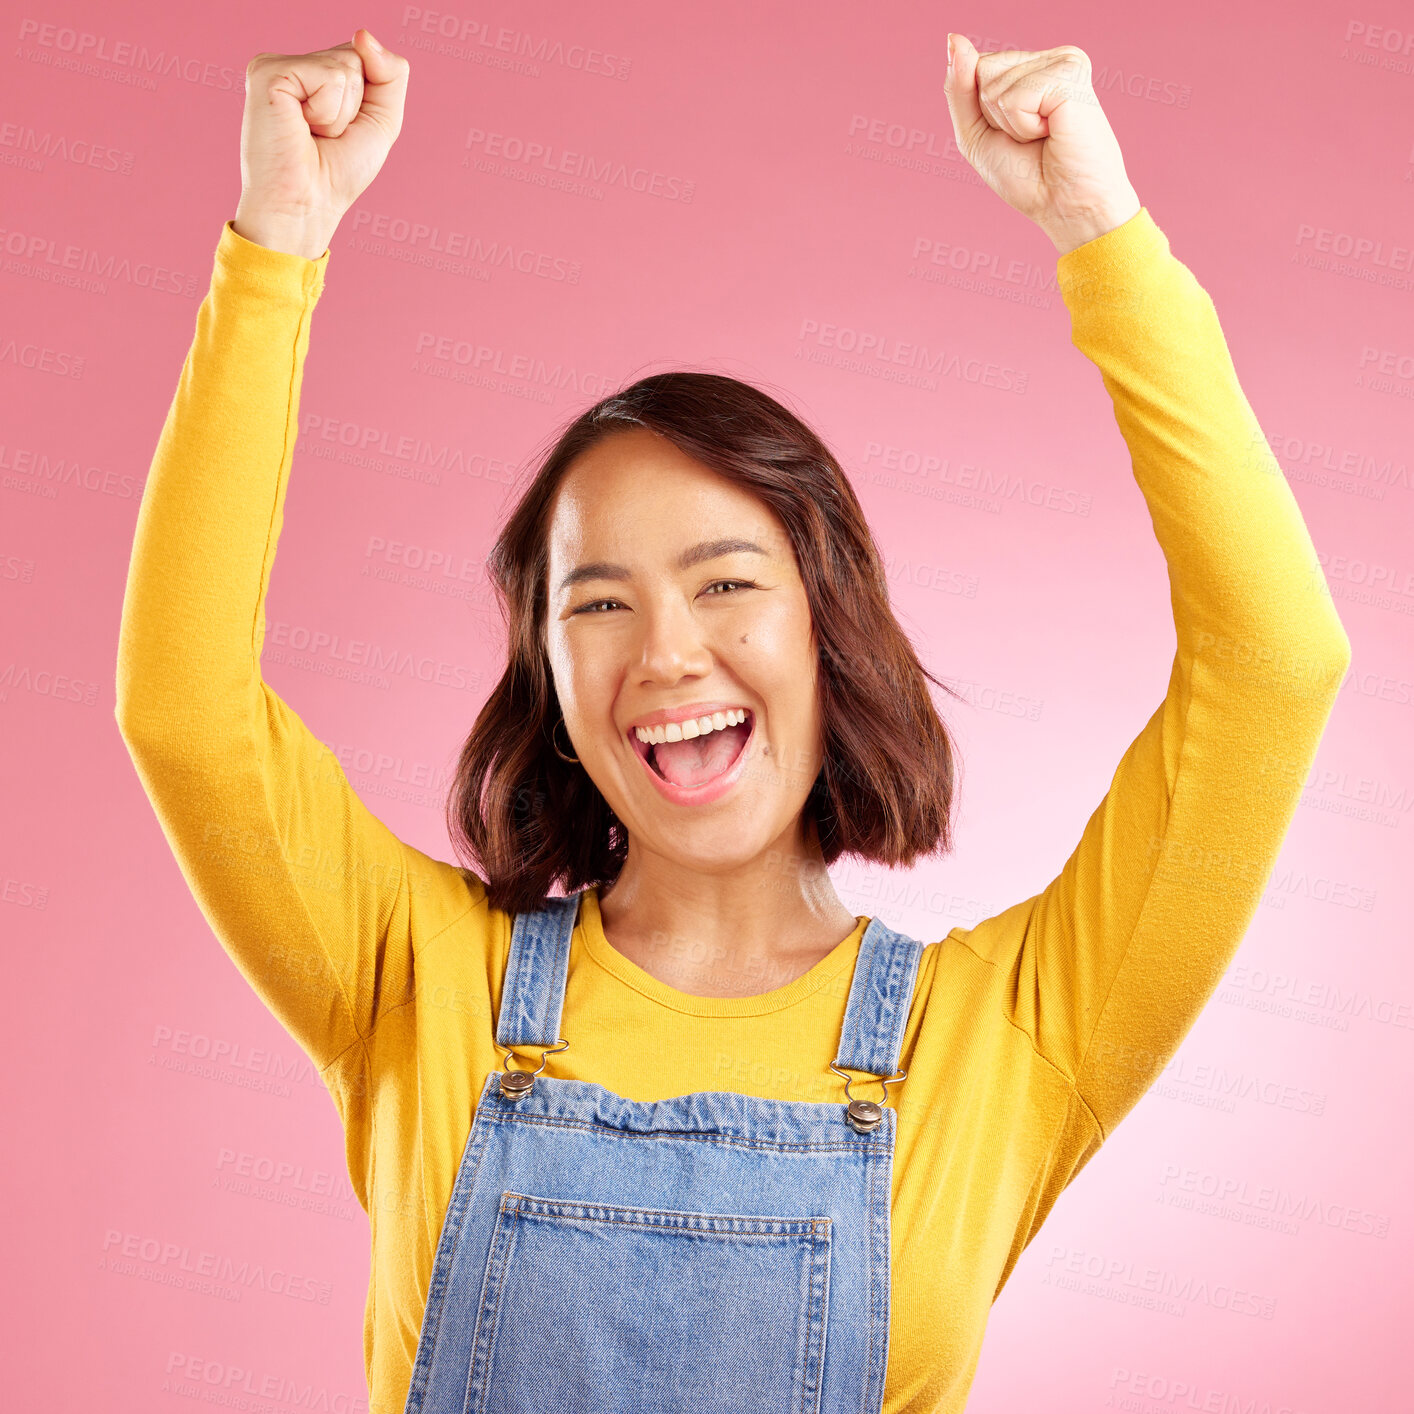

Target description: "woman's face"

left=543, top=427, right=824, bottom=869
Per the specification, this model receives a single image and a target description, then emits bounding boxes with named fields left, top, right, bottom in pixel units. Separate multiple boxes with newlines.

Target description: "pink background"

left=4, top=1, right=1412, bottom=1409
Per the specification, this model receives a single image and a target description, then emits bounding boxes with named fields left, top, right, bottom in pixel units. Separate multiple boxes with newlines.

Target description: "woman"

left=115, top=26, right=1351, bottom=1414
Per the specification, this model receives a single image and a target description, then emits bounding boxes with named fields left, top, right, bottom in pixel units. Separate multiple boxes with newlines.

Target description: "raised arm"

left=1005, top=206, right=1348, bottom=1138
left=112, top=35, right=475, bottom=1084
left=940, top=38, right=1351, bottom=1147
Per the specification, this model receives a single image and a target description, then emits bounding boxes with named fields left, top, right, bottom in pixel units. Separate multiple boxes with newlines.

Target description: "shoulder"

left=402, top=843, right=494, bottom=943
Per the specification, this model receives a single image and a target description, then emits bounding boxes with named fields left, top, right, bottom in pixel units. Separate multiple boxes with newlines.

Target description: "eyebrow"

left=556, top=537, right=770, bottom=595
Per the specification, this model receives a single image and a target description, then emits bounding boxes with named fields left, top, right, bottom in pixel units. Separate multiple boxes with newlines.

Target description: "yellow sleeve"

left=974, top=208, right=1352, bottom=1144
left=114, top=221, right=480, bottom=1081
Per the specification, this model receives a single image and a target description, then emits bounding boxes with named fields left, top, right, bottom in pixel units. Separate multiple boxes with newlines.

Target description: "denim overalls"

left=402, top=890, right=925, bottom=1414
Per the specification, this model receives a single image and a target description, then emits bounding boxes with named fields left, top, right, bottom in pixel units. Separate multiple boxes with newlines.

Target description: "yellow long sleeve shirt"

left=115, top=207, right=1351, bottom=1413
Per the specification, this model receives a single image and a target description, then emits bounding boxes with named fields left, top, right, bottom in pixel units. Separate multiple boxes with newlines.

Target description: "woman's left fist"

left=943, top=34, right=1141, bottom=254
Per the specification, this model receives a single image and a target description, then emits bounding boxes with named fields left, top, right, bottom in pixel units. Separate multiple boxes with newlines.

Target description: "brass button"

left=845, top=1098, right=882, bottom=1133
left=498, top=1070, right=535, bottom=1100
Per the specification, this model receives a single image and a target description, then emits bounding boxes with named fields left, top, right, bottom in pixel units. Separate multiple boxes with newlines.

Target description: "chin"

left=652, top=826, right=785, bottom=875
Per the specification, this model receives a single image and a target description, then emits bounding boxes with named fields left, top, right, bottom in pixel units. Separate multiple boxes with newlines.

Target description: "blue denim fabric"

left=403, top=890, right=924, bottom=1414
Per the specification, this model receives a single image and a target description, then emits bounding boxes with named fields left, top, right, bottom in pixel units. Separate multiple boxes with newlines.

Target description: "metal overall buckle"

left=497, top=1037, right=569, bottom=1099
left=829, top=1061, right=907, bottom=1133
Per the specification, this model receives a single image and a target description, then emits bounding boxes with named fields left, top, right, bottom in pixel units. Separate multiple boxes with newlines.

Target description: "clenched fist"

left=943, top=34, right=1140, bottom=255
left=233, top=28, right=411, bottom=260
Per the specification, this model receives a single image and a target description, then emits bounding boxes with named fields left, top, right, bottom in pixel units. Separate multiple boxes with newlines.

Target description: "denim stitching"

left=502, top=1192, right=831, bottom=1231
left=485, top=1107, right=882, bottom=1154
left=799, top=1221, right=830, bottom=1414
left=467, top=1198, right=518, bottom=1414
left=403, top=1074, right=499, bottom=1413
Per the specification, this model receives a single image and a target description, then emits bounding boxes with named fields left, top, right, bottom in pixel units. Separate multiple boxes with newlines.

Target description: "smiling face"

left=543, top=426, right=826, bottom=870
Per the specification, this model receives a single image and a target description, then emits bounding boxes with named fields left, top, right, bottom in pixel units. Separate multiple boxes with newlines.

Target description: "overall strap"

left=831, top=916, right=925, bottom=1078
left=495, top=891, right=583, bottom=1048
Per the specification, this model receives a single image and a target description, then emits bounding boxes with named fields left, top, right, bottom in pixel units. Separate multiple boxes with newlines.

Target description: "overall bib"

left=402, top=890, right=925, bottom=1414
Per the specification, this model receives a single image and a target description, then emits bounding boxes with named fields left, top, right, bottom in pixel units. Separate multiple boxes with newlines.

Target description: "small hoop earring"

left=551, top=715, right=580, bottom=765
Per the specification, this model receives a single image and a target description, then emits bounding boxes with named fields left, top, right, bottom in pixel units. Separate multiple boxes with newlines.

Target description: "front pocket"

left=464, top=1191, right=831, bottom=1414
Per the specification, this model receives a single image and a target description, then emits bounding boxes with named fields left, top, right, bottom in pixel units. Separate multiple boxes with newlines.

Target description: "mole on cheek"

left=740, top=634, right=748, bottom=644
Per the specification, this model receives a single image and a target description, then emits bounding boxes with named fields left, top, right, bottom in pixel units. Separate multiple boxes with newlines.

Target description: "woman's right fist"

left=233, top=29, right=410, bottom=260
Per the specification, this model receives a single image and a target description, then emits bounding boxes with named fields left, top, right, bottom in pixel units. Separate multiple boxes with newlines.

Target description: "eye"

left=569, top=580, right=756, bottom=616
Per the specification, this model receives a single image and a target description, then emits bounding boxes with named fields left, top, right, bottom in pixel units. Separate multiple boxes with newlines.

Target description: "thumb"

left=350, top=28, right=409, bottom=135
left=943, top=32, right=985, bottom=154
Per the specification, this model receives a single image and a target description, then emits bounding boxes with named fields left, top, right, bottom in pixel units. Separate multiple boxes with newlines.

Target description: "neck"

left=595, top=815, right=860, bottom=998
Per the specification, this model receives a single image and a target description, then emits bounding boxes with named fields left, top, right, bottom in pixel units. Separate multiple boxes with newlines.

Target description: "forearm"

left=1056, top=208, right=1351, bottom=686
left=116, top=220, right=329, bottom=745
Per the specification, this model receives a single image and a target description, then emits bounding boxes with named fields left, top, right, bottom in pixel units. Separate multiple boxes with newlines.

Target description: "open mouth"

left=629, top=710, right=755, bottom=795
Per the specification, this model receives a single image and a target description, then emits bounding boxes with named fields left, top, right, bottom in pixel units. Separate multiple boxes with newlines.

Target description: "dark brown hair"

left=445, top=371, right=963, bottom=915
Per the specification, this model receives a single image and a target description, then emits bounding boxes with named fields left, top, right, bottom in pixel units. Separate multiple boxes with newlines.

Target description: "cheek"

left=736, top=597, right=818, bottom=714
left=544, top=628, right=614, bottom=719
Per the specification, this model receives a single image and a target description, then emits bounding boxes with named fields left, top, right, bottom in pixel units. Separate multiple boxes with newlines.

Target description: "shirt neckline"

left=577, top=886, right=869, bottom=1018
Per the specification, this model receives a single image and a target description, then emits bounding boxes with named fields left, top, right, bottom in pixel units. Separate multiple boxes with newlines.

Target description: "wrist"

left=231, top=205, right=338, bottom=262
left=1042, top=192, right=1142, bottom=256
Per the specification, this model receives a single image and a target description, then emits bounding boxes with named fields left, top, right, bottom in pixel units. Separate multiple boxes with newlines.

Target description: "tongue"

left=653, top=722, right=749, bottom=788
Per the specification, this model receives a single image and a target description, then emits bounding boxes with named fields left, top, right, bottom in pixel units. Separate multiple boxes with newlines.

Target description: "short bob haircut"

left=446, top=371, right=963, bottom=916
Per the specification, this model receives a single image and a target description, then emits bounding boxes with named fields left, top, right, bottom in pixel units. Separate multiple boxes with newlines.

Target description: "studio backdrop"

left=3, top=2, right=1410, bottom=1411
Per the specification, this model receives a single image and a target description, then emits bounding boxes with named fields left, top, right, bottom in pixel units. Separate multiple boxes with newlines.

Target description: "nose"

left=634, top=594, right=714, bottom=685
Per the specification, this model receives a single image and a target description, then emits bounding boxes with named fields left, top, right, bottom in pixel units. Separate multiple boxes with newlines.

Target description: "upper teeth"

left=635, top=708, right=748, bottom=745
